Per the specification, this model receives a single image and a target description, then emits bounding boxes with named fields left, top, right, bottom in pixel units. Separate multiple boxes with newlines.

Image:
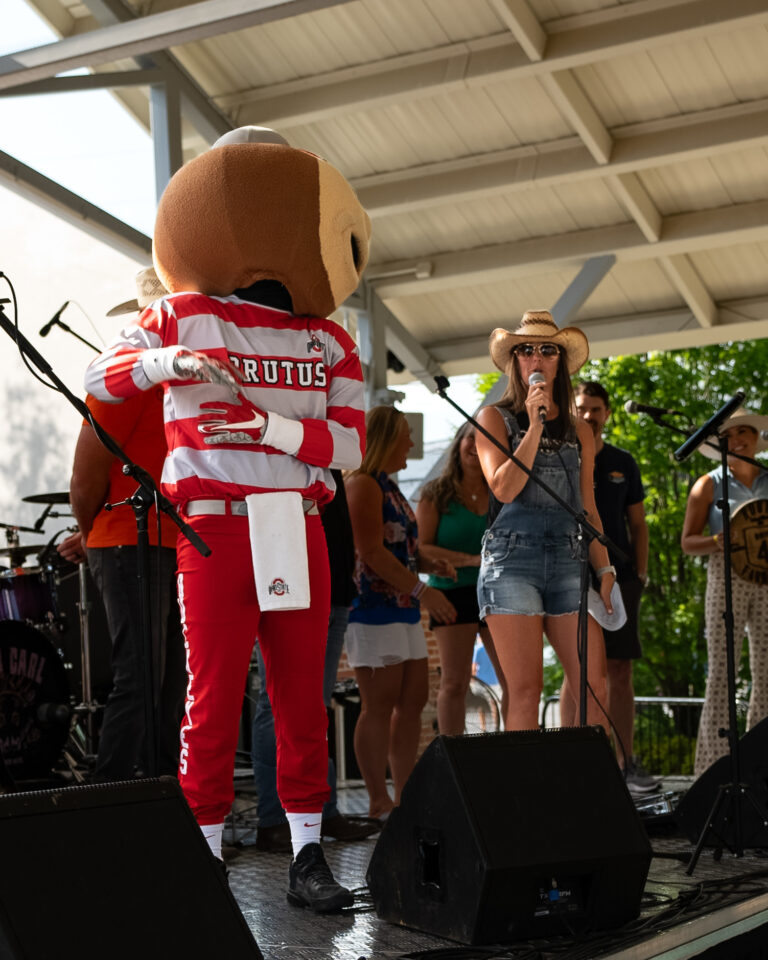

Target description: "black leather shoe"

left=287, top=842, right=354, bottom=913
left=255, top=822, right=292, bottom=853
left=321, top=814, right=381, bottom=842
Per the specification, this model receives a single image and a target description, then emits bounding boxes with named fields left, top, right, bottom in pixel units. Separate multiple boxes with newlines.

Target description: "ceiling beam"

left=609, top=173, right=662, bottom=243
left=370, top=199, right=768, bottom=298
left=488, top=0, right=546, bottom=61
left=659, top=255, right=718, bottom=328
left=76, top=0, right=233, bottom=144
left=551, top=255, right=616, bottom=327
left=0, top=0, right=356, bottom=92
left=346, top=288, right=446, bottom=390
left=222, top=0, right=768, bottom=127
left=425, top=298, right=768, bottom=373
left=353, top=100, right=768, bottom=218
left=0, top=69, right=165, bottom=95
left=0, top=149, right=151, bottom=262
left=540, top=71, right=612, bottom=164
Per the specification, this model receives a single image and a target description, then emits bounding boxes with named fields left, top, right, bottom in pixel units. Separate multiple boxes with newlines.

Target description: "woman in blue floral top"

left=345, top=405, right=456, bottom=821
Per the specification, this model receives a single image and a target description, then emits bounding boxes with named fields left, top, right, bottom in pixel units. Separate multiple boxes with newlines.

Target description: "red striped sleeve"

left=296, top=420, right=334, bottom=467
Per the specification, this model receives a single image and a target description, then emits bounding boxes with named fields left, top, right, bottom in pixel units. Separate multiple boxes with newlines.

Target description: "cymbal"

left=22, top=492, right=70, bottom=505
left=0, top=544, right=43, bottom=561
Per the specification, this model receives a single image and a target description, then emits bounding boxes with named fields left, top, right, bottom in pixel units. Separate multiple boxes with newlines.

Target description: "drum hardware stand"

left=671, top=391, right=768, bottom=874
left=433, top=375, right=626, bottom=728
left=0, top=300, right=211, bottom=779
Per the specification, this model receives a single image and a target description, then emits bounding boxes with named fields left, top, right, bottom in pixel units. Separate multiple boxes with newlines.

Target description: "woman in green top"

left=417, top=423, right=507, bottom=734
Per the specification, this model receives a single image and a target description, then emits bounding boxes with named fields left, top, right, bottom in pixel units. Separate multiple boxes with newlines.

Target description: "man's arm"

left=626, top=500, right=649, bottom=581
left=69, top=423, right=117, bottom=545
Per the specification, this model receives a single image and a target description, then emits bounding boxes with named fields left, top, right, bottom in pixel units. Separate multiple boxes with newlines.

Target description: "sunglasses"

left=513, top=342, right=560, bottom=359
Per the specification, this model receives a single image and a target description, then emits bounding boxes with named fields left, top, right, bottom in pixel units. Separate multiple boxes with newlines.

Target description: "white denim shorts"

left=345, top=620, right=427, bottom=669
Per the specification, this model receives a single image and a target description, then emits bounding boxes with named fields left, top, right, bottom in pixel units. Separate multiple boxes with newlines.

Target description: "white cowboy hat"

left=699, top=408, right=768, bottom=460
left=489, top=309, right=589, bottom=375
left=106, top=265, right=167, bottom=317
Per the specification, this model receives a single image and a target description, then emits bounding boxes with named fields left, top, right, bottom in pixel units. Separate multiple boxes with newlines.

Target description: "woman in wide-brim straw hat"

left=475, top=309, right=611, bottom=732
left=681, top=406, right=768, bottom=776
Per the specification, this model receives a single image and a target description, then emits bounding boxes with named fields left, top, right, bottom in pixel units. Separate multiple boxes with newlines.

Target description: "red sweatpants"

left=175, top=512, right=330, bottom=826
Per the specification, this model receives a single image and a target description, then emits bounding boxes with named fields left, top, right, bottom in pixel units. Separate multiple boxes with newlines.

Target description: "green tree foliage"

left=474, top=340, right=768, bottom=700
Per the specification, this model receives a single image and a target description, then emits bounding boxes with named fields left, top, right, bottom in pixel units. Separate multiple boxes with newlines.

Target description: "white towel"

left=246, top=491, right=310, bottom=612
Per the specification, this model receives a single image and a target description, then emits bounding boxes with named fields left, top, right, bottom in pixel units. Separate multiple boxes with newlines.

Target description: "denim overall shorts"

left=477, top=411, right=584, bottom=618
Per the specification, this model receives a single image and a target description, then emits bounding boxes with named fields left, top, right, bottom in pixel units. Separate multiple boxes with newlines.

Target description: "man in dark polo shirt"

left=567, top=381, right=657, bottom=794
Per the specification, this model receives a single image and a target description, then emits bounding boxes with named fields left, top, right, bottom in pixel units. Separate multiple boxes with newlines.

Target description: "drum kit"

left=0, top=492, right=110, bottom=786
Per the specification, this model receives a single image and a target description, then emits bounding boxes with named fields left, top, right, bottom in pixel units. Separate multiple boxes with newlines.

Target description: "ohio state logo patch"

left=268, top=578, right=290, bottom=597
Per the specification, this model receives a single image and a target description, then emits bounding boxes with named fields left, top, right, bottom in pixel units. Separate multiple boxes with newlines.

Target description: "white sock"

left=201, top=822, right=224, bottom=860
left=286, top=811, right=322, bottom=858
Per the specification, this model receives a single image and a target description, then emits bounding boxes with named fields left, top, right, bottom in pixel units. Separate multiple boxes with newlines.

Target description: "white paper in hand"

left=587, top=581, right=627, bottom=631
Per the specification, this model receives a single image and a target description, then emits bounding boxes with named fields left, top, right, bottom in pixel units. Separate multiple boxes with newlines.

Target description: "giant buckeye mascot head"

left=152, top=126, right=371, bottom=318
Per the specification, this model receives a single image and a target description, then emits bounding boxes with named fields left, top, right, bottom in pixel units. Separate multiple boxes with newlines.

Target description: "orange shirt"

left=85, top=388, right=178, bottom=548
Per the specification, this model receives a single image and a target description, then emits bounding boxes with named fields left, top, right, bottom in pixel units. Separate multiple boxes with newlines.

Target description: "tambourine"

left=730, top=498, right=768, bottom=586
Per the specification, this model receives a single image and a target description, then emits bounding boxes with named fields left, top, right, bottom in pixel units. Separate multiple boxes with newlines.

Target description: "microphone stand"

left=48, top=318, right=100, bottom=353
left=0, top=302, right=210, bottom=779
left=434, top=376, right=627, bottom=728
left=666, top=397, right=768, bottom=874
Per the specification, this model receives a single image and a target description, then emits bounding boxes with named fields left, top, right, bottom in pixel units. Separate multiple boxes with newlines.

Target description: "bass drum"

left=0, top=620, right=71, bottom=782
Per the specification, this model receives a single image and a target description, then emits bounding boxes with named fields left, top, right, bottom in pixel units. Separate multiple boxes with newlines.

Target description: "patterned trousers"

left=694, top=552, right=768, bottom=775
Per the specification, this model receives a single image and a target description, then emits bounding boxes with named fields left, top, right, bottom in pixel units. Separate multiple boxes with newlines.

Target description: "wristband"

left=596, top=564, right=616, bottom=579
left=411, top=579, right=427, bottom=600
left=712, top=534, right=718, bottom=544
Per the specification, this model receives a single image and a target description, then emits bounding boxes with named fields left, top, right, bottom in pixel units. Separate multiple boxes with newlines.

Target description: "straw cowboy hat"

left=106, top=265, right=167, bottom=317
left=489, top=309, right=589, bottom=375
left=699, top=408, right=768, bottom=460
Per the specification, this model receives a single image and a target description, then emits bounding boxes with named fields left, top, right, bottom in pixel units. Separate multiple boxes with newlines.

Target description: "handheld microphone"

left=39, top=301, right=70, bottom=337
left=624, top=400, right=683, bottom=417
left=674, top=391, right=746, bottom=462
left=528, top=372, right=547, bottom=423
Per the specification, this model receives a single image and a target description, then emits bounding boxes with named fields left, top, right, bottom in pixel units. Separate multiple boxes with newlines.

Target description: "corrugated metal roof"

left=5, top=0, right=768, bottom=384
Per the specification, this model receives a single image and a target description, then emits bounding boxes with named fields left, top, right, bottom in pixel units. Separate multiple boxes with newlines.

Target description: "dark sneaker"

left=287, top=842, right=354, bottom=913
left=321, top=814, right=381, bottom=842
left=255, top=821, right=292, bottom=853
left=214, top=857, right=229, bottom=884
left=625, top=757, right=660, bottom=794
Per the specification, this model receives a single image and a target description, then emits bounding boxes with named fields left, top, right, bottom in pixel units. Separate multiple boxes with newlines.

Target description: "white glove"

left=141, top=347, right=241, bottom=396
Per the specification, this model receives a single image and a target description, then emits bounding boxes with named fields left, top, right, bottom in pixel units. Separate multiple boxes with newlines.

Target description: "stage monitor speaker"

left=675, top=716, right=768, bottom=848
left=0, top=777, right=262, bottom=960
left=367, top=726, right=652, bottom=945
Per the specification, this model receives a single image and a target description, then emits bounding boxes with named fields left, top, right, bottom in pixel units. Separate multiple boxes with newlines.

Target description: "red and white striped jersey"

left=84, top=292, right=365, bottom=506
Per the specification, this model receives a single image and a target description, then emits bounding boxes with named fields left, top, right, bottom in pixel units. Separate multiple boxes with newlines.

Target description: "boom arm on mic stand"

left=674, top=391, right=746, bottom=462
left=39, top=301, right=100, bottom=352
left=39, top=301, right=70, bottom=337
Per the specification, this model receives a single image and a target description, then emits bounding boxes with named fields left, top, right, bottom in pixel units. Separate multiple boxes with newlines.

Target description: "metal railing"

left=540, top=695, right=749, bottom=777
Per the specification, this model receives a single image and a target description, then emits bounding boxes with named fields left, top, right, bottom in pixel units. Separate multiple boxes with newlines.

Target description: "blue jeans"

left=88, top=545, right=186, bottom=779
left=251, top=604, right=348, bottom=826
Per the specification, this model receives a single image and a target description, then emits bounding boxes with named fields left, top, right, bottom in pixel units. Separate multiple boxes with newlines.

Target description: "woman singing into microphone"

left=475, top=310, right=611, bottom=732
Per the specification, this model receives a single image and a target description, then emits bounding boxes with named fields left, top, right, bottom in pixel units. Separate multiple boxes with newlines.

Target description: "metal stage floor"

left=225, top=777, right=768, bottom=960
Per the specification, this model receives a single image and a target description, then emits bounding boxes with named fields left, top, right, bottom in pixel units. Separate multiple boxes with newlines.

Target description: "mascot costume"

left=85, top=127, right=371, bottom=913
